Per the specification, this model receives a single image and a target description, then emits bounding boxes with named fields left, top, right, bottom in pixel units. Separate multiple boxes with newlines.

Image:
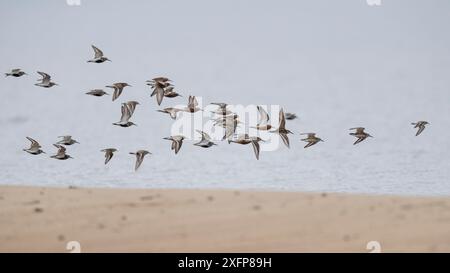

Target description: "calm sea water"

left=1, top=1, right=449, bottom=195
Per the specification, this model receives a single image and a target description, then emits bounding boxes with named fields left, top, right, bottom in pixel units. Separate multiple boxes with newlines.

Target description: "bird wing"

left=104, top=150, right=113, bottom=165
left=120, top=104, right=131, bottom=122
left=416, top=125, right=426, bottom=136
left=135, top=153, right=144, bottom=171
left=26, top=137, right=41, bottom=149
left=92, top=45, right=104, bottom=58
left=12, top=69, right=21, bottom=73
left=279, top=133, right=290, bottom=148
left=251, top=140, right=260, bottom=160
left=278, top=108, right=286, bottom=129
left=155, top=87, right=164, bottom=105
left=257, top=106, right=270, bottom=125
left=196, top=130, right=211, bottom=141
left=54, top=144, right=66, bottom=157
left=174, top=139, right=183, bottom=154
left=353, top=137, right=366, bottom=145
left=37, top=71, right=51, bottom=83
left=112, top=87, right=122, bottom=101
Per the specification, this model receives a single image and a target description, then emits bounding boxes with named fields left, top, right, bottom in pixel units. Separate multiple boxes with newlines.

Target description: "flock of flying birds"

left=7, top=45, right=430, bottom=170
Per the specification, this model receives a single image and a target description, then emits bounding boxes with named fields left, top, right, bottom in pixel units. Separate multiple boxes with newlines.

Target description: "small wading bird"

left=51, top=144, right=73, bottom=160
left=181, top=96, right=202, bottom=113
left=101, top=148, right=117, bottom=165
left=35, top=71, right=58, bottom=88
left=163, top=135, right=185, bottom=154
left=349, top=127, right=373, bottom=145
left=285, top=112, right=298, bottom=120
left=210, top=103, right=233, bottom=116
left=214, top=114, right=240, bottom=140
left=252, top=106, right=272, bottom=131
left=270, top=108, right=293, bottom=148
left=113, top=103, right=137, bottom=127
left=130, top=150, right=151, bottom=171
left=23, top=137, right=45, bottom=155
left=86, top=89, right=108, bottom=97
left=228, top=134, right=264, bottom=160
left=5, top=68, right=27, bottom=77
left=163, top=86, right=182, bottom=98
left=157, top=107, right=181, bottom=120
left=147, top=77, right=172, bottom=105
left=87, top=45, right=111, bottom=63
left=300, top=133, right=324, bottom=148
left=106, top=82, right=132, bottom=101
left=56, top=136, right=79, bottom=145
left=194, top=130, right=217, bottom=148
left=411, top=121, right=429, bottom=136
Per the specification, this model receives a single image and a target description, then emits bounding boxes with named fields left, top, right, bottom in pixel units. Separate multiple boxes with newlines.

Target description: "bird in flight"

left=411, top=121, right=429, bottom=136
left=349, top=127, right=373, bottom=145
left=163, top=135, right=185, bottom=155
left=106, top=82, right=132, bottom=101
left=5, top=68, right=27, bottom=77
left=56, top=136, right=80, bottom=145
left=23, top=137, right=45, bottom=155
left=50, top=144, right=73, bottom=160
left=300, top=133, right=324, bottom=148
left=87, top=45, right=111, bottom=63
left=113, top=103, right=137, bottom=127
left=194, top=130, right=217, bottom=148
left=270, top=108, right=293, bottom=148
left=101, top=148, right=117, bottom=165
left=129, top=150, right=151, bottom=171
left=35, top=71, right=58, bottom=88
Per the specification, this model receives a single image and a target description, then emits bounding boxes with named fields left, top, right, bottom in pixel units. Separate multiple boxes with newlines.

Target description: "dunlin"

left=300, top=133, right=324, bottom=148
left=285, top=113, right=298, bottom=120
left=164, top=86, right=182, bottom=98
left=147, top=77, right=172, bottom=105
left=129, top=150, right=151, bottom=171
left=252, top=106, right=272, bottom=131
left=181, top=96, right=202, bottom=113
left=411, top=121, right=429, bottom=136
left=228, top=134, right=264, bottom=160
left=5, top=68, right=27, bottom=77
left=35, top=72, right=57, bottom=88
left=56, top=135, right=79, bottom=145
left=87, top=45, right=111, bottom=63
left=163, top=135, right=185, bottom=154
left=270, top=108, right=293, bottom=148
left=23, top=137, right=45, bottom=155
left=101, top=148, right=117, bottom=165
left=210, top=103, right=233, bottom=116
left=194, top=130, right=217, bottom=148
left=106, top=83, right=132, bottom=101
left=113, top=103, right=137, bottom=127
left=51, top=144, right=73, bottom=160
left=157, top=107, right=181, bottom=120
left=349, top=127, right=373, bottom=145
left=86, top=89, right=108, bottom=97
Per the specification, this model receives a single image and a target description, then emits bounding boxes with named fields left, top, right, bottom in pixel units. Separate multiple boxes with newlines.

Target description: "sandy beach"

left=0, top=186, right=449, bottom=253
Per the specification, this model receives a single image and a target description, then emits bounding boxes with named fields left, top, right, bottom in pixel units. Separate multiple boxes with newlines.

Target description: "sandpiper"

left=270, top=108, right=293, bottom=148
left=157, top=107, right=181, bottom=120
left=252, top=106, right=272, bottom=131
left=163, top=135, right=185, bottom=154
left=129, top=150, right=151, bottom=171
left=106, top=83, right=132, bottom=101
left=285, top=112, right=298, bottom=120
left=86, top=89, right=108, bottom=97
left=123, top=101, right=140, bottom=116
left=194, top=130, right=217, bottom=148
left=349, top=127, right=373, bottom=145
left=147, top=77, right=172, bottom=105
left=181, top=96, right=202, bottom=113
left=411, top=121, right=429, bottom=136
left=164, top=86, right=182, bottom=98
left=228, top=134, right=264, bottom=160
left=300, top=133, right=324, bottom=148
left=5, top=68, right=27, bottom=77
left=113, top=103, right=137, bottom=127
left=35, top=71, right=58, bottom=88
left=23, top=137, right=45, bottom=155
left=210, top=103, right=233, bottom=116
left=51, top=144, right=73, bottom=160
left=87, top=45, right=111, bottom=63
left=101, top=148, right=117, bottom=165
left=56, top=135, right=79, bottom=145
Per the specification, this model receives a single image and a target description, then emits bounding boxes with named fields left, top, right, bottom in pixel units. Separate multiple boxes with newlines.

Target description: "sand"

left=0, top=186, right=450, bottom=253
